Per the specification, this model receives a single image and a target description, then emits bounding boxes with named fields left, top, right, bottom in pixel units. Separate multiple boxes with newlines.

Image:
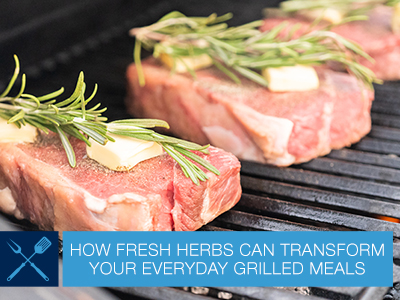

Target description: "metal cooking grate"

left=1, top=0, right=400, bottom=299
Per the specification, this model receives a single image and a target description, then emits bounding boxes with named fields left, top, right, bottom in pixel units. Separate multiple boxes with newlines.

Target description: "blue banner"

left=62, top=231, right=392, bottom=287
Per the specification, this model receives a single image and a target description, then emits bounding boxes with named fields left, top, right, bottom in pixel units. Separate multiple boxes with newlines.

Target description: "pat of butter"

left=392, top=3, right=400, bottom=34
left=299, top=8, right=343, bottom=24
left=86, top=133, right=163, bottom=171
left=0, top=118, right=37, bottom=143
left=262, top=65, right=320, bottom=92
left=159, top=53, right=213, bottom=73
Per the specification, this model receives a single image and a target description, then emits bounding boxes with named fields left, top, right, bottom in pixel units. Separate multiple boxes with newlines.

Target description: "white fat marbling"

left=202, top=126, right=263, bottom=161
left=108, top=193, right=147, bottom=204
left=84, top=191, right=159, bottom=214
left=227, top=102, right=296, bottom=165
left=84, top=192, right=107, bottom=214
left=0, top=187, right=23, bottom=219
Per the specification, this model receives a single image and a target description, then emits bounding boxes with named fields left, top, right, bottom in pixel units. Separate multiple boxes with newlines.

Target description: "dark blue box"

left=0, top=231, right=59, bottom=286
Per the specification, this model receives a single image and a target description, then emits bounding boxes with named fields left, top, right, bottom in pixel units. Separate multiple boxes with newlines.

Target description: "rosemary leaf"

left=62, top=125, right=91, bottom=146
left=0, top=55, right=20, bottom=98
left=158, top=11, right=187, bottom=22
left=24, top=115, right=50, bottom=133
left=14, top=74, right=26, bottom=100
left=36, top=88, right=64, bottom=101
left=73, top=122, right=107, bottom=145
left=21, top=94, right=41, bottom=108
left=233, top=65, right=269, bottom=87
left=7, top=109, right=25, bottom=124
left=162, top=144, right=202, bottom=185
left=174, top=146, right=220, bottom=176
left=134, top=39, right=145, bottom=87
left=56, top=127, right=76, bottom=167
left=213, top=59, right=241, bottom=84
left=110, top=119, right=170, bottom=129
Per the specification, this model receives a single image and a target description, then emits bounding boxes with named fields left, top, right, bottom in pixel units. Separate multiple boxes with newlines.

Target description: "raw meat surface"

left=0, top=132, right=241, bottom=231
left=126, top=59, right=373, bottom=166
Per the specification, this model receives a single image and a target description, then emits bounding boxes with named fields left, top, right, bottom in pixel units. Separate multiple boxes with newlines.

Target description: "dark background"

left=0, top=0, right=282, bottom=121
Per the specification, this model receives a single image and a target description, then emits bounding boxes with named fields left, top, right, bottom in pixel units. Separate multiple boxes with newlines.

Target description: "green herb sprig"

left=130, top=11, right=379, bottom=89
left=280, top=0, right=400, bottom=17
left=0, top=55, right=219, bottom=185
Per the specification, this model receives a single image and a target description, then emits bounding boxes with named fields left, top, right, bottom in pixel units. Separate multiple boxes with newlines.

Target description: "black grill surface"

left=1, top=1, right=400, bottom=299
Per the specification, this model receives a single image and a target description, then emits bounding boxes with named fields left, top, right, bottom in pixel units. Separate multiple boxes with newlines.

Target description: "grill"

left=1, top=0, right=400, bottom=299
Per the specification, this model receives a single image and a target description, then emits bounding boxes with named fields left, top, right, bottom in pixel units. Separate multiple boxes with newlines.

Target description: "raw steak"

left=261, top=6, right=400, bottom=80
left=126, top=59, right=373, bottom=166
left=0, top=132, right=241, bottom=231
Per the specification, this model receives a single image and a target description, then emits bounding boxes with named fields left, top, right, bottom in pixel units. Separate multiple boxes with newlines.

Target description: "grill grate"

left=1, top=0, right=400, bottom=299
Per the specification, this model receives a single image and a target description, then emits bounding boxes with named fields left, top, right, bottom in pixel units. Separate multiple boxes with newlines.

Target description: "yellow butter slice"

left=0, top=118, right=37, bottom=143
left=262, top=65, right=320, bottom=92
left=86, top=133, right=163, bottom=171
left=159, top=53, right=213, bottom=73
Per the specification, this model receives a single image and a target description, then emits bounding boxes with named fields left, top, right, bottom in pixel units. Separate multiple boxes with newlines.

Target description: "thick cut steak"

left=126, top=59, right=373, bottom=166
left=0, top=133, right=241, bottom=231
left=261, top=6, right=400, bottom=80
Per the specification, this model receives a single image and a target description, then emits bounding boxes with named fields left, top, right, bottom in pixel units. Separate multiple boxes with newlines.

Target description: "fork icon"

left=7, top=238, right=50, bottom=281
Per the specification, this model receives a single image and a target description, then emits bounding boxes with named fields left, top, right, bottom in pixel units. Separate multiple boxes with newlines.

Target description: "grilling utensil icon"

left=7, top=237, right=52, bottom=281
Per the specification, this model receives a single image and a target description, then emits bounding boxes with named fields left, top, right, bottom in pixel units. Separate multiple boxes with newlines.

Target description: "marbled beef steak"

left=126, top=59, right=373, bottom=166
left=0, top=132, right=241, bottom=231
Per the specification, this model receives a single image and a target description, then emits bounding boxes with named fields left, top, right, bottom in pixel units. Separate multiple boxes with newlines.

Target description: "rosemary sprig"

left=130, top=11, right=379, bottom=89
left=0, top=55, right=220, bottom=185
left=280, top=0, right=400, bottom=16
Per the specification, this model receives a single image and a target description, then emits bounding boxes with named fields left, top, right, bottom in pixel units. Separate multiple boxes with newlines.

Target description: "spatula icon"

left=7, top=237, right=52, bottom=281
